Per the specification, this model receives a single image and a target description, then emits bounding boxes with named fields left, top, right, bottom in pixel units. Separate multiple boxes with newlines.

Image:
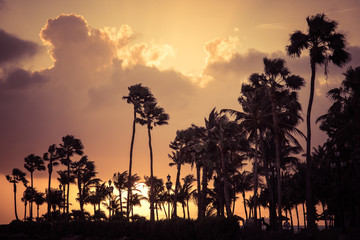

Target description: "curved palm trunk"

left=47, top=164, right=52, bottom=216
left=24, top=200, right=27, bottom=220
left=13, top=183, right=19, bottom=221
left=147, top=125, right=155, bottom=221
left=306, top=61, right=316, bottom=232
left=289, top=208, right=294, bottom=232
left=127, top=108, right=136, bottom=221
left=270, top=93, right=282, bottom=229
left=182, top=202, right=186, bottom=218
left=187, top=199, right=190, bottom=219
left=242, top=191, right=248, bottom=220
left=172, top=163, right=181, bottom=218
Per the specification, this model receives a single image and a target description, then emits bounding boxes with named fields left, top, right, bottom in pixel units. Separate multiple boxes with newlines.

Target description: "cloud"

left=0, top=68, right=47, bottom=90
left=204, top=36, right=239, bottom=64
left=0, top=29, right=39, bottom=66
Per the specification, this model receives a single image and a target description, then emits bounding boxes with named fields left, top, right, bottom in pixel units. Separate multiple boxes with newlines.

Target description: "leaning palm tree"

left=287, top=13, right=350, bottom=230
left=137, top=99, right=169, bottom=221
left=123, top=84, right=154, bottom=220
left=24, top=154, right=45, bottom=221
left=6, top=168, right=28, bottom=221
left=43, top=144, right=60, bottom=216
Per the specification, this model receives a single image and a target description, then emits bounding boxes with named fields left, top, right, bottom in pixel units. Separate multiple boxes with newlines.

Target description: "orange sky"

left=1, top=0, right=360, bottom=224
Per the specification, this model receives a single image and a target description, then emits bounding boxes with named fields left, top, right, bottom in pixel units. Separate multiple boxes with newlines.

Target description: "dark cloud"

left=0, top=29, right=39, bottom=65
left=0, top=68, right=47, bottom=90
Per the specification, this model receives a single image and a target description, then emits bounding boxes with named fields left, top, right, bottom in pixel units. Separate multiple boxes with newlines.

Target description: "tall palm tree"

left=123, top=84, right=154, bottom=220
left=287, top=13, right=350, bottom=230
left=247, top=58, right=304, bottom=228
left=137, top=99, right=169, bottom=221
left=43, top=144, right=60, bottom=216
left=113, top=171, right=128, bottom=216
left=58, top=135, right=84, bottom=214
left=6, top=168, right=28, bottom=221
left=24, top=154, right=45, bottom=220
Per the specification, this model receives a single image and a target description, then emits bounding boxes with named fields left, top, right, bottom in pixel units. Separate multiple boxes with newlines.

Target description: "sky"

left=1, top=0, right=360, bottom=224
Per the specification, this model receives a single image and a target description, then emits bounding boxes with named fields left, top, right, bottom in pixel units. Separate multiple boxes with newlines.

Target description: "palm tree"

left=6, top=168, right=28, bottom=221
left=113, top=171, right=128, bottom=216
left=233, top=170, right=253, bottom=220
left=43, top=144, right=60, bottom=216
left=58, top=135, right=84, bottom=214
left=34, top=190, right=45, bottom=219
left=137, top=98, right=169, bottom=221
left=181, top=174, right=196, bottom=219
left=169, top=127, right=195, bottom=218
left=72, top=155, right=100, bottom=213
left=287, top=13, right=350, bottom=230
left=123, top=84, right=154, bottom=220
left=57, top=170, right=74, bottom=214
left=24, top=154, right=45, bottom=220
left=248, top=58, right=304, bottom=227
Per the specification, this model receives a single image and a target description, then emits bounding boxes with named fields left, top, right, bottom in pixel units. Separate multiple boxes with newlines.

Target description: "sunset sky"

left=1, top=0, right=360, bottom=224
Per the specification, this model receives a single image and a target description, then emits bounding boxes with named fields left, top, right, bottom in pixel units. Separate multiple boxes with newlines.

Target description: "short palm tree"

left=24, top=154, right=45, bottom=220
left=43, top=144, right=60, bottom=216
left=6, top=168, right=28, bottom=221
left=287, top=13, right=350, bottom=230
left=113, top=171, right=128, bottom=216
left=58, top=135, right=84, bottom=214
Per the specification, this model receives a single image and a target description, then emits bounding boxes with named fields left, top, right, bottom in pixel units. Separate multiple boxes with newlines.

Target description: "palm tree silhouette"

left=24, top=154, right=45, bottom=220
left=113, top=171, right=128, bottom=216
left=287, top=13, right=350, bottom=231
left=233, top=170, right=253, bottom=220
left=137, top=99, right=169, bottom=221
left=43, top=144, right=61, bottom=217
left=72, top=155, right=100, bottom=213
left=6, top=168, right=28, bottom=221
left=123, top=84, right=154, bottom=221
left=58, top=135, right=84, bottom=215
left=34, top=189, right=45, bottom=219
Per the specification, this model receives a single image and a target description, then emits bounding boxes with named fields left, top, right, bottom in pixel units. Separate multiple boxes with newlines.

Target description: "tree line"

left=5, top=13, right=360, bottom=235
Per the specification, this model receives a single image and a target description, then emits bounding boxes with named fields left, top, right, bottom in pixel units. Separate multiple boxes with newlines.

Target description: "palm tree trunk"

left=37, top=204, right=40, bottom=219
left=24, top=200, right=27, bottom=220
left=322, top=202, right=328, bottom=230
left=47, top=165, right=52, bottom=216
left=253, top=130, right=259, bottom=221
left=13, top=183, right=19, bottom=221
left=67, top=159, right=70, bottom=215
left=289, top=208, right=294, bottom=232
left=127, top=109, right=136, bottom=221
left=302, top=202, right=307, bottom=229
left=259, top=204, right=261, bottom=220
left=196, top=163, right=202, bottom=219
left=220, top=148, right=232, bottom=217
left=187, top=199, right=190, bottom=219
left=270, top=93, right=282, bottom=229
left=182, top=202, right=186, bottom=218
left=147, top=125, right=155, bottom=222
left=156, top=203, right=159, bottom=221
left=30, top=172, right=33, bottom=220
left=295, top=204, right=300, bottom=232
left=79, top=181, right=83, bottom=212
left=306, top=60, right=316, bottom=232
left=201, top=163, right=208, bottom=219
left=242, top=191, right=248, bottom=220
left=173, top=163, right=181, bottom=218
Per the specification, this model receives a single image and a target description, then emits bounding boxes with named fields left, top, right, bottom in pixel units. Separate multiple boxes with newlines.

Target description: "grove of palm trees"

left=3, top=13, right=360, bottom=240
